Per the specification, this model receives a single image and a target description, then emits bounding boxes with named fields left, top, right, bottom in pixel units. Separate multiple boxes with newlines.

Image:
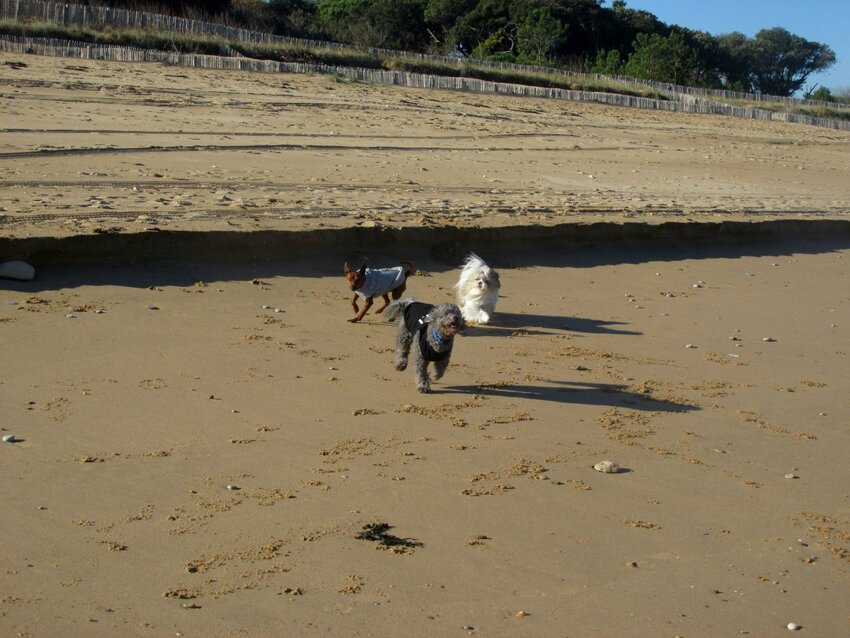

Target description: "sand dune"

left=1, top=51, right=849, bottom=637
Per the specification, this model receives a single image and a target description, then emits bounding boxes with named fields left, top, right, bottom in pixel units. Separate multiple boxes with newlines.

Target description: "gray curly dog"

left=386, top=298, right=465, bottom=393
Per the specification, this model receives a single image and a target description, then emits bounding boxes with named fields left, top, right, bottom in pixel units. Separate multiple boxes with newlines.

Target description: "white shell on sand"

left=594, top=460, right=621, bottom=474
left=787, top=622, right=801, bottom=631
left=0, top=261, right=35, bottom=281
left=2, top=434, right=16, bottom=443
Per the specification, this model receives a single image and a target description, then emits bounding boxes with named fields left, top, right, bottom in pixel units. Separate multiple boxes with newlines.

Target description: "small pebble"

left=262, top=305, right=270, bottom=309
left=65, top=314, right=76, bottom=319
left=94, top=309, right=105, bottom=314
left=787, top=623, right=801, bottom=631
left=515, top=611, right=528, bottom=618
left=226, top=484, right=240, bottom=491
left=275, top=308, right=283, bottom=313
left=685, top=344, right=697, bottom=349
left=3, top=434, right=16, bottom=443
left=763, top=337, right=776, bottom=342
left=462, top=625, right=474, bottom=631
left=785, top=473, right=798, bottom=479
left=148, top=305, right=159, bottom=311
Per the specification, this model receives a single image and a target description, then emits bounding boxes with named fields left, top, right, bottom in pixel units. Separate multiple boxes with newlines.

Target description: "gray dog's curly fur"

left=386, top=298, right=464, bottom=393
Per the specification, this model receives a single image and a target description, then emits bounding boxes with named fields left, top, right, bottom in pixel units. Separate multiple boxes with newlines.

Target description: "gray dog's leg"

left=431, top=353, right=451, bottom=381
left=395, top=321, right=412, bottom=371
left=412, top=341, right=431, bottom=393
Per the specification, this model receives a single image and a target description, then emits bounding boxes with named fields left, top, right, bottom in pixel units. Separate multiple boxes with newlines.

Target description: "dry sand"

left=1, top=52, right=850, bottom=637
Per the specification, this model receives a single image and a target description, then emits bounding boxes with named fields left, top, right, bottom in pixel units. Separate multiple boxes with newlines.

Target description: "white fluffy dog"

left=454, top=253, right=500, bottom=324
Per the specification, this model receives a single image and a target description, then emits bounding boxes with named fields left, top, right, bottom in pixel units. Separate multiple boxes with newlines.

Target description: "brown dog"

left=344, top=261, right=413, bottom=323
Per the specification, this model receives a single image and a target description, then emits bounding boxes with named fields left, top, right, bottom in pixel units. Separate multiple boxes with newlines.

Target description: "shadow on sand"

left=462, top=309, right=641, bottom=337
left=442, top=379, right=697, bottom=413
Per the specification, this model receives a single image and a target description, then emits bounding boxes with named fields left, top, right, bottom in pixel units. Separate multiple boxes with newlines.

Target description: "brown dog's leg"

left=349, top=297, right=373, bottom=322
left=391, top=281, right=407, bottom=300
left=375, top=293, right=391, bottom=314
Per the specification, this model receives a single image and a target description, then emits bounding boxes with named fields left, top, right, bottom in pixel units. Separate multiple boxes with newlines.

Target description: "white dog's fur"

left=454, top=253, right=500, bottom=324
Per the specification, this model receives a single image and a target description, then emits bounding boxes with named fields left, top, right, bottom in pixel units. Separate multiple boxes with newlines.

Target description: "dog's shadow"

left=462, top=311, right=641, bottom=337
left=443, top=379, right=697, bottom=412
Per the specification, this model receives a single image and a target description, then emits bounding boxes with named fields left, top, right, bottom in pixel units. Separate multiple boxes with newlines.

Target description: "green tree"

left=589, top=48, right=622, bottom=75
left=716, top=31, right=754, bottom=91
left=805, top=86, right=833, bottom=101
left=317, top=0, right=427, bottom=49
left=516, top=6, right=564, bottom=64
left=268, top=0, right=321, bottom=38
left=748, top=27, right=836, bottom=96
left=451, top=0, right=515, bottom=57
left=624, top=31, right=699, bottom=85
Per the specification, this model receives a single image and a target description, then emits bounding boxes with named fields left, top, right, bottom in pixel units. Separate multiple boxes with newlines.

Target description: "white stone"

left=0, top=261, right=35, bottom=281
left=593, top=460, right=621, bottom=474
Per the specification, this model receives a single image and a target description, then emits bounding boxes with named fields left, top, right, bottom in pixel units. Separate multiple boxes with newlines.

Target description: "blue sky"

left=626, top=0, right=850, bottom=93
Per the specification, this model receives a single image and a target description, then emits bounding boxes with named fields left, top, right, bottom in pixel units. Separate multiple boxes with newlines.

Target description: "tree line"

left=91, top=0, right=839, bottom=98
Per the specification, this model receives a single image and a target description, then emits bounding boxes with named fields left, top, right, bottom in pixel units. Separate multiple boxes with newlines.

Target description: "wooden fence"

left=2, top=35, right=848, bottom=132
left=2, top=0, right=848, bottom=112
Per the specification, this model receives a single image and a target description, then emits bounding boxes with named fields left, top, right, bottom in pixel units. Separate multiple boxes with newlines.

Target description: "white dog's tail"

left=460, top=252, right=486, bottom=272
left=386, top=297, right=414, bottom=322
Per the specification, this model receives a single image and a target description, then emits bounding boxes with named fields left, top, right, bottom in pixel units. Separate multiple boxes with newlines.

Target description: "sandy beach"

left=1, top=51, right=850, bottom=637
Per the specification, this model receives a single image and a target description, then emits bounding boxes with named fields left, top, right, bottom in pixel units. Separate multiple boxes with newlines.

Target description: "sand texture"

left=1, top=51, right=850, bottom=637
left=1, top=52, right=849, bottom=239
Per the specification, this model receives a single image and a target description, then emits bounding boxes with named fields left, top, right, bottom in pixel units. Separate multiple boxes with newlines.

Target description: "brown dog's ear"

left=358, top=264, right=367, bottom=276
left=344, top=262, right=351, bottom=275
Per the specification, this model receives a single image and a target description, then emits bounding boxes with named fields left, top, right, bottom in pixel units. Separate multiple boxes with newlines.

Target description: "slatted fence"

left=2, top=35, right=848, bottom=131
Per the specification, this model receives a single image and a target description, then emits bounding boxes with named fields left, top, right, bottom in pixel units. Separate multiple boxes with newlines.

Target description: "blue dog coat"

left=354, top=266, right=408, bottom=300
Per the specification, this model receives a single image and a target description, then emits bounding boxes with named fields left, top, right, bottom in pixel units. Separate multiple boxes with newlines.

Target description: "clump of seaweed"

left=356, top=522, right=423, bottom=554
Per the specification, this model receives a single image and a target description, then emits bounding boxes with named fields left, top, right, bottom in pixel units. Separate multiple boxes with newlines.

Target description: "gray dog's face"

left=433, top=304, right=465, bottom=336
